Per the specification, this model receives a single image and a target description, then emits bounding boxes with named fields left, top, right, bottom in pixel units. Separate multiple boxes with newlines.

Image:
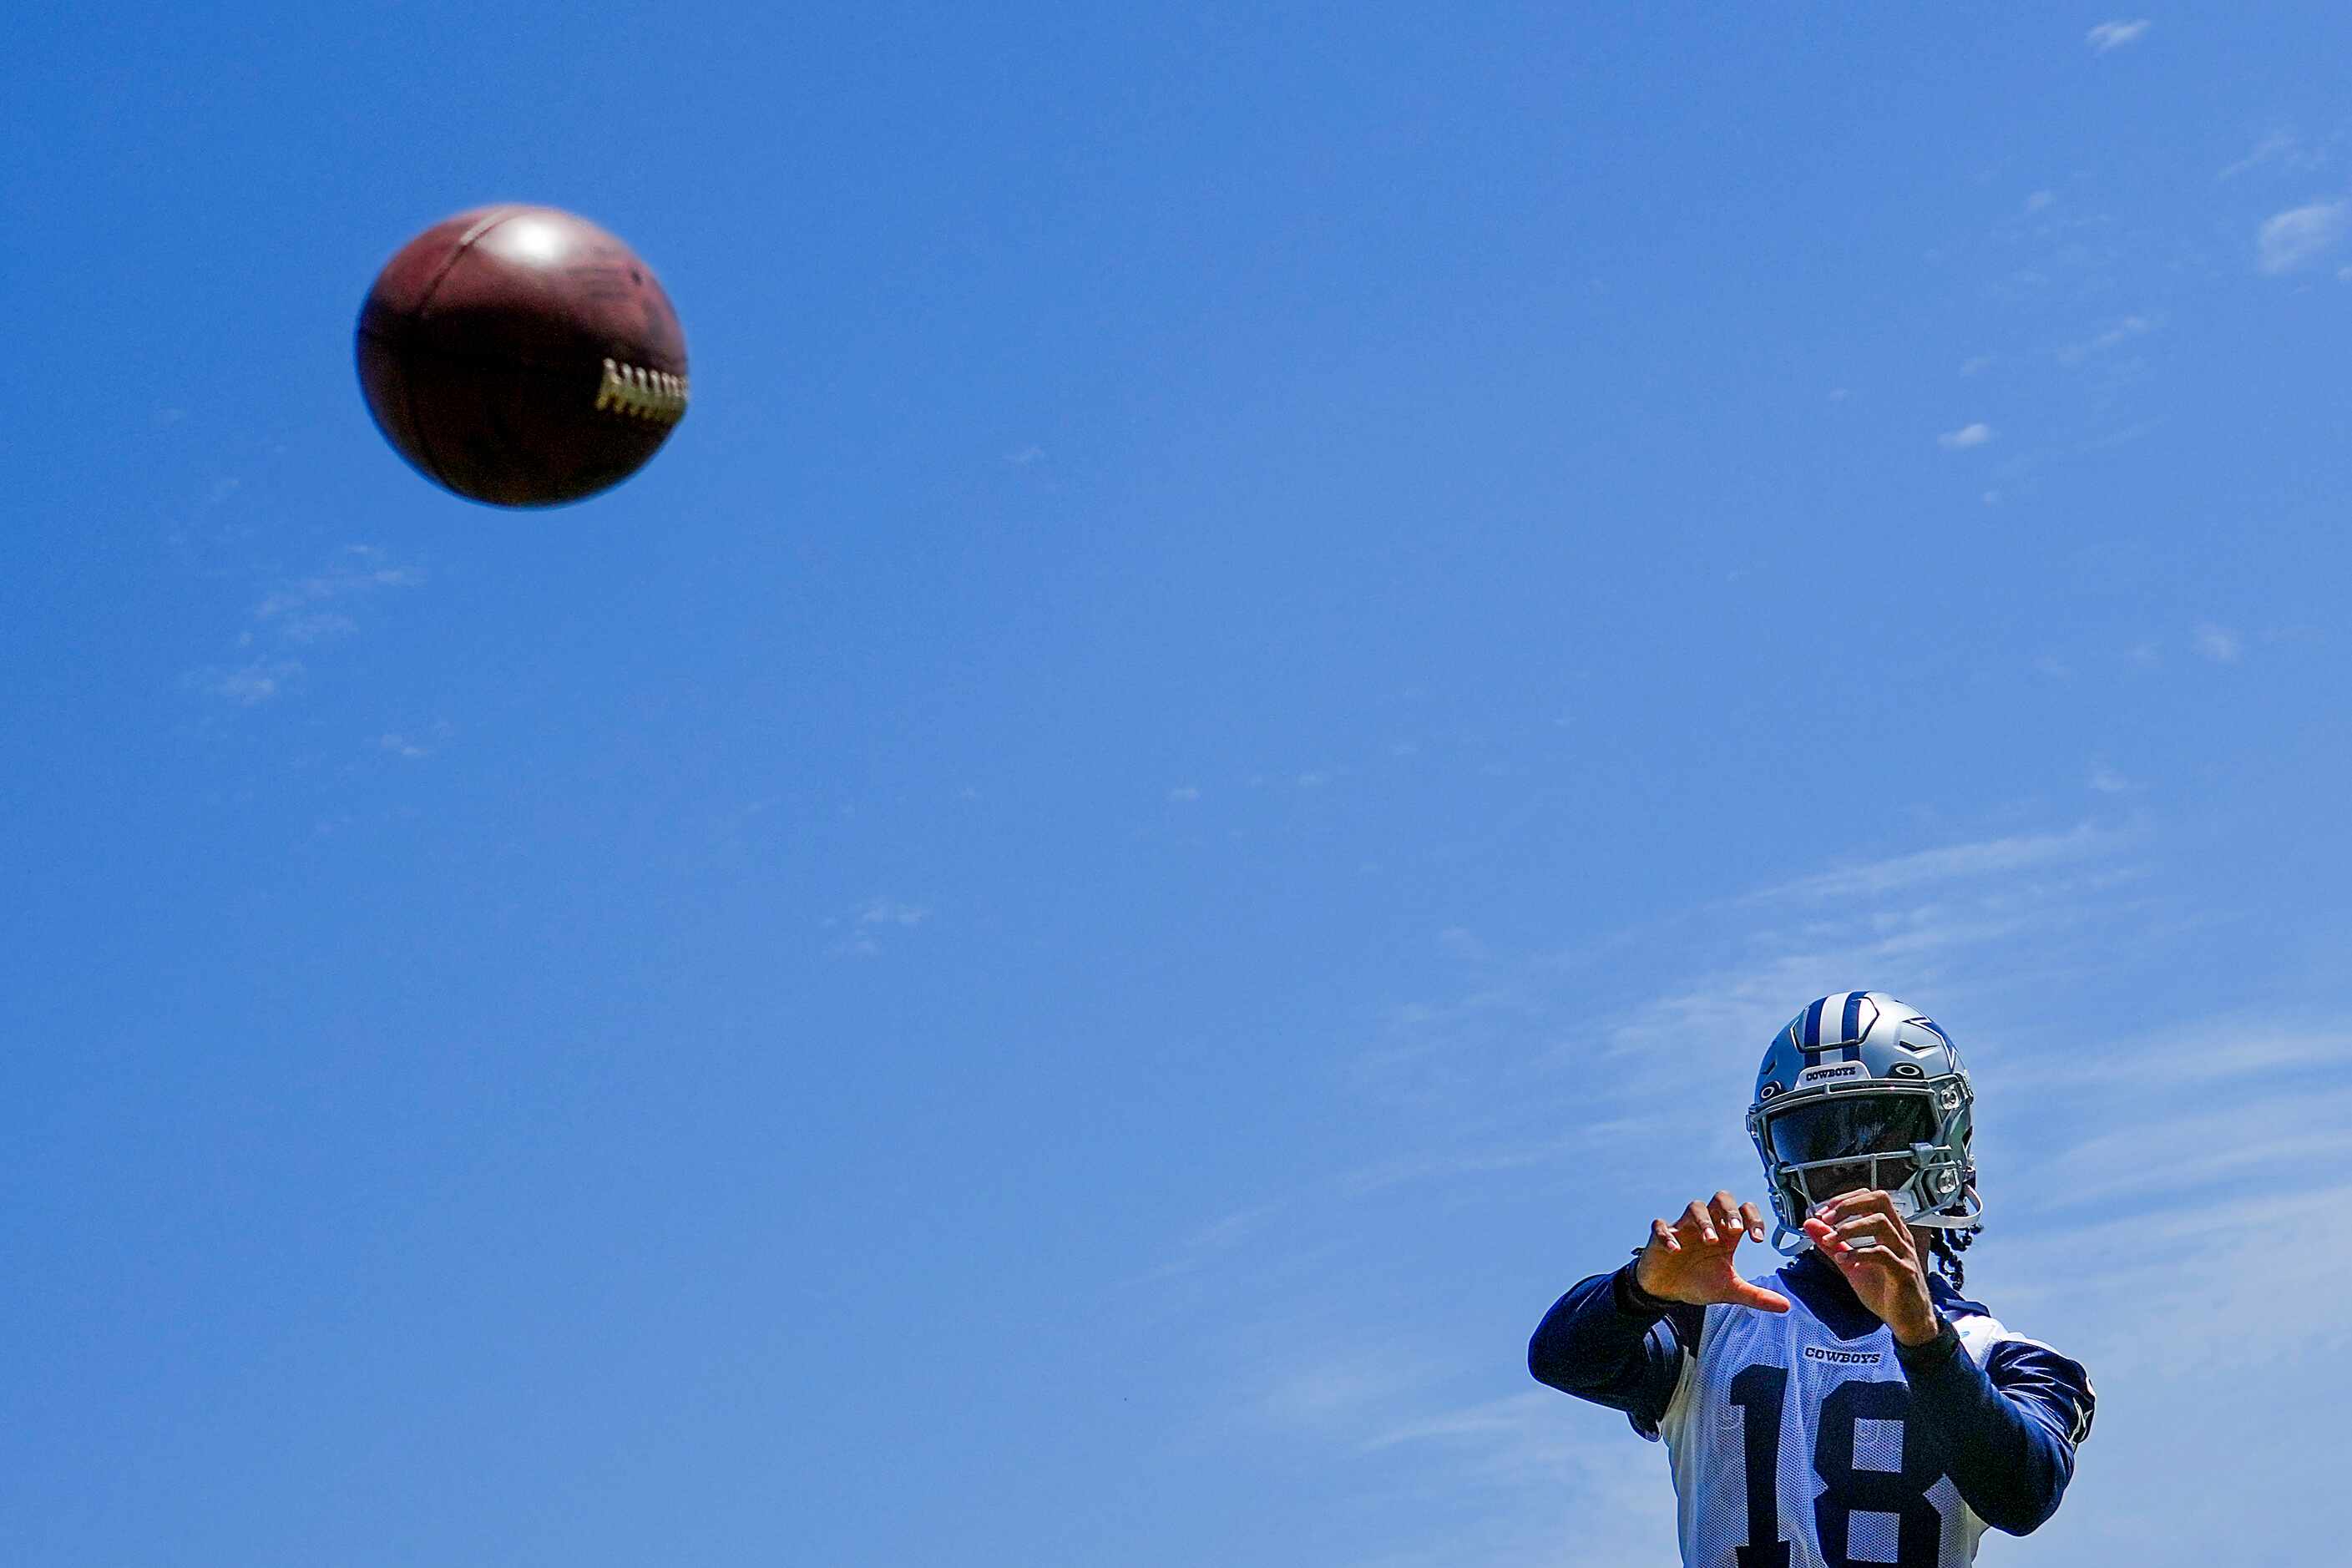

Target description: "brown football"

left=356, top=205, right=689, bottom=508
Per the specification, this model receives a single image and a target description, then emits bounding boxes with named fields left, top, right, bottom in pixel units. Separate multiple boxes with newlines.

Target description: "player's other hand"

left=1633, top=1191, right=1792, bottom=1313
left=1803, top=1189, right=1940, bottom=1346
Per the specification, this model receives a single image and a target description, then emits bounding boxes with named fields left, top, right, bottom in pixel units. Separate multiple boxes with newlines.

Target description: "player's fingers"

left=1682, top=1201, right=1719, bottom=1247
left=1710, top=1191, right=1744, bottom=1238
left=1833, top=1214, right=1907, bottom=1257
left=1828, top=1187, right=1900, bottom=1227
left=1739, top=1201, right=1768, bottom=1242
left=1727, top=1280, right=1793, bottom=1314
left=1651, top=1216, right=1682, bottom=1253
left=1811, top=1189, right=1859, bottom=1222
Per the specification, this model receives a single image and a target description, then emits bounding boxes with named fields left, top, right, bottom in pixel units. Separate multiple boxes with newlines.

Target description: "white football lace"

left=594, top=358, right=690, bottom=425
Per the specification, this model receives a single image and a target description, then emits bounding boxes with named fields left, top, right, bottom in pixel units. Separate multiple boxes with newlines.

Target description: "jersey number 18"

left=1727, top=1363, right=1943, bottom=1568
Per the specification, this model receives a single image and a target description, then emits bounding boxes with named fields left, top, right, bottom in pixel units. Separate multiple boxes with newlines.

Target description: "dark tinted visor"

left=1767, top=1093, right=1936, bottom=1166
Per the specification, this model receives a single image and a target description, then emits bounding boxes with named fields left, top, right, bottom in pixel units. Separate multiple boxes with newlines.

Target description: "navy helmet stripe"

left=1794, top=992, right=1868, bottom=1061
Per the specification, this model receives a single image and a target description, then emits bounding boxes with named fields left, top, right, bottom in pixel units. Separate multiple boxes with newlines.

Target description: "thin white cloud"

left=2086, top=19, right=2151, bottom=53
left=188, top=659, right=304, bottom=706
left=1252, top=1345, right=1446, bottom=1435
left=190, top=544, right=422, bottom=701
left=2023, top=189, right=2056, bottom=213
left=2256, top=200, right=2349, bottom=275
left=1938, top=422, right=1995, bottom=450
left=1142, top=1204, right=1282, bottom=1282
left=1960, top=354, right=1995, bottom=377
left=1167, top=785, right=1201, bottom=802
left=276, top=611, right=360, bottom=645
left=1989, top=1015, right=2352, bottom=1374
left=253, top=545, right=424, bottom=624
left=2057, top=313, right=2156, bottom=366
left=2193, top=623, right=2243, bottom=663
left=1744, top=822, right=2113, bottom=904
left=2088, top=765, right=2138, bottom=794
left=821, top=897, right=932, bottom=958
left=2218, top=131, right=2307, bottom=183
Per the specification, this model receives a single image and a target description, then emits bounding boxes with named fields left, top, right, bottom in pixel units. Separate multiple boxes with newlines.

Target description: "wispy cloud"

left=2085, top=18, right=2151, bottom=53
left=272, top=611, right=359, bottom=645
left=253, top=545, right=425, bottom=626
left=2057, top=312, right=2156, bottom=366
left=1937, top=422, right=1995, bottom=450
left=187, top=659, right=304, bottom=706
left=1144, top=1204, right=1280, bottom=1282
left=2192, top=623, right=2242, bottom=663
left=1744, top=823, right=2117, bottom=906
left=1254, top=1346, right=1447, bottom=1435
left=2256, top=200, right=2349, bottom=275
left=1168, top=785, right=1202, bottom=802
left=2218, top=131, right=2315, bottom=183
left=191, top=544, right=425, bottom=702
left=1990, top=1014, right=2352, bottom=1373
left=822, top=896, right=933, bottom=958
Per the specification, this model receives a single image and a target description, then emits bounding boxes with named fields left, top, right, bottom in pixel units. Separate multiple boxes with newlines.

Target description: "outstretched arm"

left=1530, top=1192, right=1784, bottom=1437
left=1527, top=1265, right=1694, bottom=1435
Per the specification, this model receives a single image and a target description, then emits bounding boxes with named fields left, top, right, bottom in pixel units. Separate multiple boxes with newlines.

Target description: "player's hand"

left=1803, top=1190, right=1940, bottom=1346
left=1633, top=1191, right=1791, bottom=1313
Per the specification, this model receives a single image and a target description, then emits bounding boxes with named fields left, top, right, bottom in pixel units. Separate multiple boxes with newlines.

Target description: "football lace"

left=594, top=358, right=690, bottom=425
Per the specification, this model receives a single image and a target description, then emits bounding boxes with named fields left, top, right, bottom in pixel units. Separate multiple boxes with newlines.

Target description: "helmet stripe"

left=1800, top=995, right=1829, bottom=1049
left=1840, top=990, right=1868, bottom=1043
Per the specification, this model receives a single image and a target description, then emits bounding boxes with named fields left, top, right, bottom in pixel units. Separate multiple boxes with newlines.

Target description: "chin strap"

left=1905, top=1184, right=1985, bottom=1231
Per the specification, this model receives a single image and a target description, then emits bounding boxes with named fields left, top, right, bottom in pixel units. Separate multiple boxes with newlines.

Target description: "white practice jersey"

left=1655, top=1278, right=2075, bottom=1568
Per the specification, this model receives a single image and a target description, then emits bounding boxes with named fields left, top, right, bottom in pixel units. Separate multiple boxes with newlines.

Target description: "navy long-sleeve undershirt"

left=1527, top=1253, right=2092, bottom=1537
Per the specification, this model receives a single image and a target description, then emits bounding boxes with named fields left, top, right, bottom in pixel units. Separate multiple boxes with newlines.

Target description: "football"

left=355, top=205, right=690, bottom=508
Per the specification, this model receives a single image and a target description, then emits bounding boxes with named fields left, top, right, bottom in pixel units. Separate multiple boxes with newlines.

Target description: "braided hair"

left=1928, top=1223, right=1978, bottom=1291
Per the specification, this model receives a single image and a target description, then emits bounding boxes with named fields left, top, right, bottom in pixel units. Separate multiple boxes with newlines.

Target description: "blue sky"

left=8, top=5, right=2350, bottom=1564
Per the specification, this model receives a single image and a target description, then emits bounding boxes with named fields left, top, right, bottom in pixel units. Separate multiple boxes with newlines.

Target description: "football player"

left=1528, top=993, right=2094, bottom=1566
